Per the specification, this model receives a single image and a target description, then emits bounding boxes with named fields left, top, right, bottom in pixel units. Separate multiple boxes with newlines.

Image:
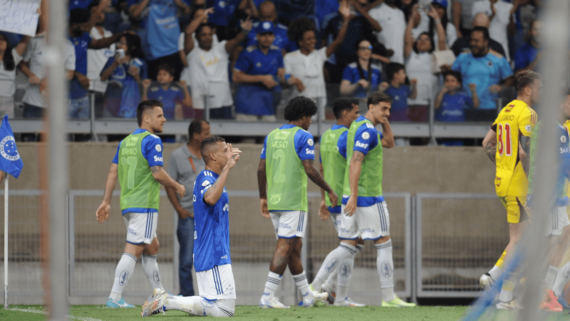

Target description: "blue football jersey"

left=193, top=170, right=231, bottom=272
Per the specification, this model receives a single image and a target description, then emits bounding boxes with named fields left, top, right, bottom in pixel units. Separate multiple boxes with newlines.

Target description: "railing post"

left=428, top=99, right=437, bottom=146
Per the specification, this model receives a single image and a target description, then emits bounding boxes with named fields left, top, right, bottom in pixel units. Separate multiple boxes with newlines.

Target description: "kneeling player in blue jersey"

left=142, top=136, right=241, bottom=317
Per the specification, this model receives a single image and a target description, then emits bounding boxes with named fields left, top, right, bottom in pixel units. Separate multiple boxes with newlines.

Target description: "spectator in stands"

left=274, top=0, right=315, bottom=26
left=369, top=0, right=407, bottom=64
left=68, top=8, right=128, bottom=119
left=142, top=64, right=192, bottom=119
left=87, top=3, right=117, bottom=118
left=184, top=13, right=253, bottom=119
left=179, top=8, right=219, bottom=67
left=457, top=0, right=477, bottom=37
left=429, top=0, right=457, bottom=48
left=128, top=0, right=183, bottom=80
left=434, top=71, right=479, bottom=122
left=0, top=34, right=30, bottom=118
left=284, top=5, right=350, bottom=120
left=450, top=13, right=506, bottom=57
left=315, top=0, right=339, bottom=30
left=233, top=22, right=286, bottom=121
left=339, top=39, right=382, bottom=99
left=471, top=0, right=514, bottom=61
left=450, top=27, right=513, bottom=112
left=323, top=0, right=381, bottom=83
left=100, top=33, right=148, bottom=118
left=243, top=1, right=295, bottom=57
left=206, top=0, right=250, bottom=40
left=509, top=0, right=536, bottom=61
left=514, top=20, right=541, bottom=72
left=379, top=63, right=417, bottom=122
left=404, top=5, right=445, bottom=122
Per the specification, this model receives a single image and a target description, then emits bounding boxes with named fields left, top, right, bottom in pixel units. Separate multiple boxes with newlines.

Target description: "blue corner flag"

left=0, top=116, right=23, bottom=178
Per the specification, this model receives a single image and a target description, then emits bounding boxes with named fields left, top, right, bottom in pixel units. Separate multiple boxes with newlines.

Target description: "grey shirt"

left=167, top=144, right=205, bottom=213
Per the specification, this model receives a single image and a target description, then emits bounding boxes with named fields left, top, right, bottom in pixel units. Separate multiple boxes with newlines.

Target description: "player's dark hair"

left=471, top=26, right=490, bottom=41
left=196, top=23, right=215, bottom=41
left=200, top=136, right=225, bottom=161
left=332, top=97, right=359, bottom=120
left=367, top=91, right=392, bottom=108
left=137, top=100, right=163, bottom=126
left=69, top=8, right=90, bottom=26
left=443, top=71, right=462, bottom=85
left=124, top=33, right=145, bottom=60
left=0, top=34, right=15, bottom=71
left=287, top=17, right=316, bottom=45
left=188, top=119, right=209, bottom=140
left=515, top=70, right=541, bottom=93
left=412, top=32, right=435, bottom=54
left=386, top=63, right=405, bottom=82
left=354, top=39, right=373, bottom=82
left=157, top=63, right=175, bottom=78
left=284, top=96, right=318, bottom=121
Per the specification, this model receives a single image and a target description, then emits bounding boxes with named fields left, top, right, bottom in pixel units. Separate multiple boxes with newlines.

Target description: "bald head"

left=472, top=13, right=490, bottom=28
left=259, top=1, right=277, bottom=22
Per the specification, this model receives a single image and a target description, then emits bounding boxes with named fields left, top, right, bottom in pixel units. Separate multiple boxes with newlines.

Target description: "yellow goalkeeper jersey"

left=492, top=100, right=537, bottom=197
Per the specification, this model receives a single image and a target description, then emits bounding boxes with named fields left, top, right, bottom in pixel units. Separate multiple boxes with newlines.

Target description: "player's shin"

left=142, top=254, right=164, bottom=291
left=499, top=272, right=518, bottom=303
left=335, top=256, right=354, bottom=303
left=263, top=272, right=282, bottom=299
left=376, top=240, right=396, bottom=302
left=110, top=253, right=137, bottom=301
left=554, top=261, right=570, bottom=297
left=312, top=243, right=355, bottom=291
left=489, top=250, right=507, bottom=280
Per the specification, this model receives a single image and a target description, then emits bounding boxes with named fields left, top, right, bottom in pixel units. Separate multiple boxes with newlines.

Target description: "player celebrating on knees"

left=96, top=100, right=186, bottom=308
left=258, top=96, right=338, bottom=309
left=342, top=92, right=413, bottom=307
left=142, top=136, right=241, bottom=317
left=309, top=97, right=365, bottom=307
left=481, top=70, right=540, bottom=309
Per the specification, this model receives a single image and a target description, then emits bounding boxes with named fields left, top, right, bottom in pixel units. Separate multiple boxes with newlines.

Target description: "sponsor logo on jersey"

left=355, top=141, right=368, bottom=149
left=305, top=148, right=314, bottom=155
left=308, top=139, right=314, bottom=146
left=221, top=255, right=227, bottom=259
left=155, top=144, right=162, bottom=152
left=561, top=147, right=569, bottom=154
left=495, top=177, right=502, bottom=187
left=223, top=203, right=229, bottom=212
left=362, top=132, right=370, bottom=139
left=504, top=105, right=515, bottom=112
left=202, top=180, right=211, bottom=187
left=562, top=135, right=567, bottom=143
left=381, top=261, right=393, bottom=278
left=526, top=125, right=532, bottom=132
left=270, top=194, right=282, bottom=204
left=154, top=156, right=163, bottom=162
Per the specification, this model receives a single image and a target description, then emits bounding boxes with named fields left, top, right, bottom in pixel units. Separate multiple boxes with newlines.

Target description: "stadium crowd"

left=0, top=0, right=542, bottom=123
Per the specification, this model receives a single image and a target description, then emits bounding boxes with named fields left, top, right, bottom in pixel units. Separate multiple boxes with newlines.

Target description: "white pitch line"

left=7, top=307, right=104, bottom=321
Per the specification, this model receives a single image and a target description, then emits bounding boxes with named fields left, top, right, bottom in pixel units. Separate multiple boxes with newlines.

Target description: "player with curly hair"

left=257, top=96, right=338, bottom=308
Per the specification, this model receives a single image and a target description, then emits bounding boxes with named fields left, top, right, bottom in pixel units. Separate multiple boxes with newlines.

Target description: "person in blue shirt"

left=340, top=39, right=382, bottom=99
left=206, top=0, right=242, bottom=40
left=514, top=20, right=541, bottom=73
left=233, top=22, right=287, bottom=121
left=451, top=26, right=513, bottom=111
left=68, top=8, right=128, bottom=119
left=242, top=1, right=295, bottom=56
left=127, top=0, right=183, bottom=80
left=101, top=33, right=149, bottom=118
left=141, top=136, right=241, bottom=318
left=434, top=71, right=479, bottom=122
left=96, top=100, right=186, bottom=308
left=142, top=63, right=192, bottom=120
left=379, top=63, right=417, bottom=122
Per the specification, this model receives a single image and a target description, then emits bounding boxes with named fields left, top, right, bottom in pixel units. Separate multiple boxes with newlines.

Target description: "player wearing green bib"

left=343, top=92, right=414, bottom=307
left=96, top=100, right=185, bottom=308
left=258, top=97, right=338, bottom=309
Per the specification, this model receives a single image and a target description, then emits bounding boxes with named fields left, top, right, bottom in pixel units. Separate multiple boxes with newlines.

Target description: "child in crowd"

left=434, top=71, right=479, bottom=122
left=100, top=33, right=147, bottom=118
left=142, top=63, right=192, bottom=120
left=379, top=63, right=417, bottom=122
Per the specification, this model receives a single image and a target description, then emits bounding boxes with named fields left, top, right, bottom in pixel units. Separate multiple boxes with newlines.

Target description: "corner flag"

left=0, top=115, right=23, bottom=178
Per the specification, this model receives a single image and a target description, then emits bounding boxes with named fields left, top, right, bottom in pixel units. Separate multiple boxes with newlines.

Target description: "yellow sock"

left=496, top=250, right=507, bottom=269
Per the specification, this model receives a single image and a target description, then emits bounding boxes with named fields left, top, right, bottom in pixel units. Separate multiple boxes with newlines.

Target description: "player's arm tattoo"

left=302, top=159, right=334, bottom=193
left=257, top=159, right=267, bottom=199
left=351, top=151, right=365, bottom=164
left=520, top=136, right=531, bottom=175
left=484, top=140, right=497, bottom=164
left=150, top=166, right=164, bottom=173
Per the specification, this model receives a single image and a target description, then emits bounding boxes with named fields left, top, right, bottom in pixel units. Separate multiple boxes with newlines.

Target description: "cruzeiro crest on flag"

left=0, top=136, right=20, bottom=162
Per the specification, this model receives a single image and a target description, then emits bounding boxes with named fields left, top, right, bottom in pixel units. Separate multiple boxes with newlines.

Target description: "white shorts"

left=196, top=264, right=236, bottom=300
left=339, top=202, right=390, bottom=240
left=270, top=211, right=308, bottom=239
left=123, top=212, right=158, bottom=245
left=547, top=206, right=570, bottom=236
left=330, top=212, right=341, bottom=234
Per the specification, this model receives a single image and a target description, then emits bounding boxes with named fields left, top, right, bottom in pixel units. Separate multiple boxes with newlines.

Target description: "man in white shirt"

left=369, top=0, right=406, bottom=64
left=471, top=0, right=514, bottom=61
left=88, top=3, right=116, bottom=117
left=181, top=12, right=252, bottom=119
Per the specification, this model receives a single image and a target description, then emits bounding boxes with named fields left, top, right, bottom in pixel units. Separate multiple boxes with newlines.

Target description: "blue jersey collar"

left=280, top=124, right=300, bottom=130
left=133, top=128, right=150, bottom=135
left=331, top=124, right=348, bottom=130
left=356, top=115, right=373, bottom=123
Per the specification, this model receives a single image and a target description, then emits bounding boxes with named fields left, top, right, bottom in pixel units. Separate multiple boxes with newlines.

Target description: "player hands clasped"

left=481, top=70, right=540, bottom=310
left=95, top=100, right=185, bottom=308
left=142, top=137, right=241, bottom=318
left=341, top=92, right=414, bottom=308
left=311, top=97, right=366, bottom=307
left=258, top=96, right=337, bottom=308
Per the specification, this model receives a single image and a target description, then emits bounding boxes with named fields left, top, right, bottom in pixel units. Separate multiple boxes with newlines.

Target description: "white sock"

left=499, top=272, right=517, bottom=303
left=326, top=244, right=363, bottom=293
left=263, top=272, right=282, bottom=299
left=335, top=256, right=354, bottom=303
left=142, top=254, right=164, bottom=291
left=544, top=265, right=559, bottom=290
left=489, top=265, right=503, bottom=281
left=164, top=296, right=235, bottom=317
left=554, top=261, right=570, bottom=297
left=293, top=272, right=311, bottom=298
left=110, top=253, right=137, bottom=301
left=313, top=243, right=356, bottom=291
left=376, top=240, right=396, bottom=302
